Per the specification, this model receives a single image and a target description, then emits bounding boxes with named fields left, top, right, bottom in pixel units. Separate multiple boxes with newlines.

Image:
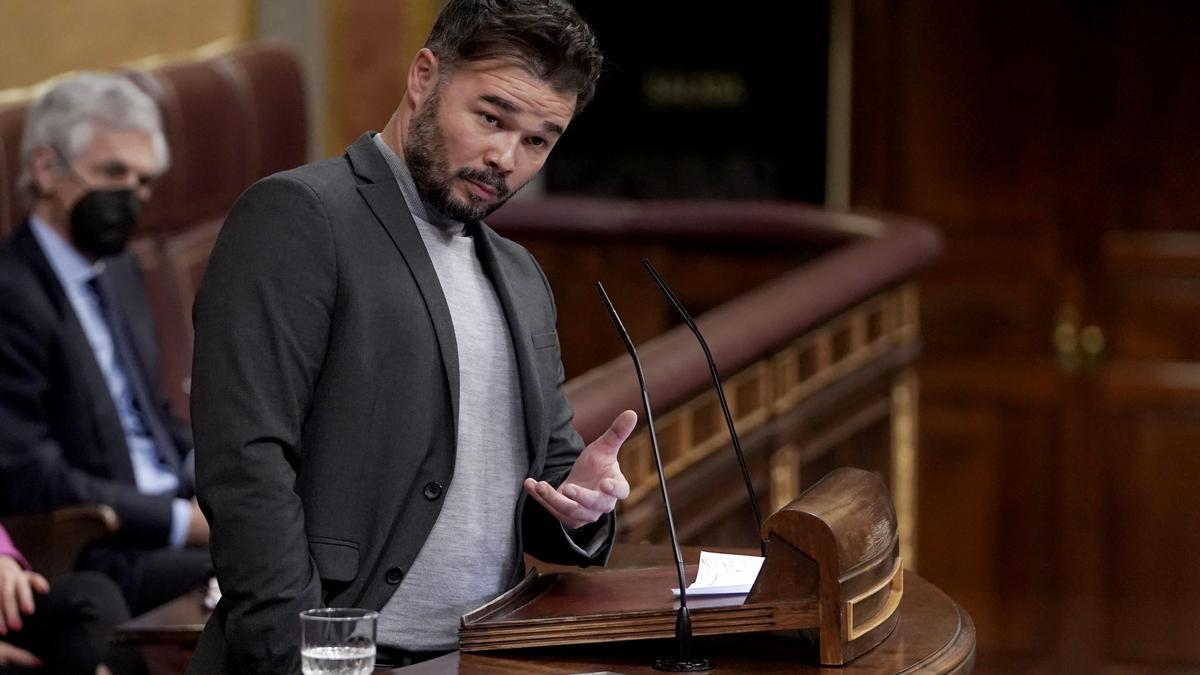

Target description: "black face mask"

left=68, top=188, right=141, bottom=258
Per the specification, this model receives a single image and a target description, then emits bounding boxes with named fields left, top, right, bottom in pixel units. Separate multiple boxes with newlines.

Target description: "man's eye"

left=526, top=137, right=547, bottom=148
left=481, top=113, right=499, bottom=126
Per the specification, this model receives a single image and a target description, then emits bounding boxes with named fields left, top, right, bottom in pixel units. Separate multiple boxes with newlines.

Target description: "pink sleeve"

left=0, top=524, right=30, bottom=570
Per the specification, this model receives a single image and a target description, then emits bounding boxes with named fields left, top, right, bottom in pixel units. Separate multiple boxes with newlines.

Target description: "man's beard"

left=406, top=91, right=515, bottom=223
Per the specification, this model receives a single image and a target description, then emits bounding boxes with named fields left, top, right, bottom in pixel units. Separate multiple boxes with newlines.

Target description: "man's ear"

left=406, top=48, right=441, bottom=109
left=29, top=146, right=60, bottom=197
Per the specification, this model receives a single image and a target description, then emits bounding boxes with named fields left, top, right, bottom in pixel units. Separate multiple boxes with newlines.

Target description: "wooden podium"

left=458, top=468, right=911, bottom=668
left=391, top=571, right=974, bottom=673
left=111, top=468, right=974, bottom=674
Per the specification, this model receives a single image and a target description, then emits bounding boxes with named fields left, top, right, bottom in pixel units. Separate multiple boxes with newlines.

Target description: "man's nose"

left=483, top=134, right=519, bottom=174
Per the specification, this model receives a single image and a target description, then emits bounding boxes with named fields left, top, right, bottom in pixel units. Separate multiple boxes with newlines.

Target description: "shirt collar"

left=29, top=213, right=104, bottom=288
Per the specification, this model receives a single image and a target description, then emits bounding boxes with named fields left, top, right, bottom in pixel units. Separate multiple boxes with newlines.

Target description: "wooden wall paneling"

left=850, top=10, right=1075, bottom=659
left=324, top=0, right=440, bottom=156
left=1104, top=232, right=1200, bottom=362
left=1099, top=3, right=1200, bottom=235
left=852, top=1, right=1200, bottom=672
left=1097, top=222, right=1200, bottom=673
left=917, top=238, right=1064, bottom=360
left=1100, top=404, right=1200, bottom=668
left=1055, top=5, right=1200, bottom=671
left=917, top=389, right=1061, bottom=669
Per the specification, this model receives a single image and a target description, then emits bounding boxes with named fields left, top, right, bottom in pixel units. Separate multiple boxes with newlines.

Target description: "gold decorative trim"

left=844, top=557, right=904, bottom=641
left=891, top=368, right=918, bottom=570
left=621, top=284, right=921, bottom=510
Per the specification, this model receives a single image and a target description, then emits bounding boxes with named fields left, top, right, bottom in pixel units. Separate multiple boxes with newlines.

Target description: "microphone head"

left=595, top=281, right=637, bottom=355
left=642, top=258, right=696, bottom=327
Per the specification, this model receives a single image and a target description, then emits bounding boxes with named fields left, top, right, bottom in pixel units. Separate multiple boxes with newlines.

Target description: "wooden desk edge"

left=113, top=589, right=208, bottom=644
left=900, top=585, right=976, bottom=675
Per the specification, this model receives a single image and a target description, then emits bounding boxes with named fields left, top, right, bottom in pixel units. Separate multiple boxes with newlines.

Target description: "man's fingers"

left=523, top=479, right=597, bottom=529
left=530, top=488, right=586, bottom=529
left=0, top=641, right=42, bottom=667
left=26, top=573, right=48, bottom=596
left=532, top=481, right=596, bottom=522
left=14, top=575, right=34, bottom=616
left=1, top=577, right=19, bottom=632
left=523, top=479, right=576, bottom=525
left=595, top=410, right=638, bottom=454
left=597, top=476, right=631, bottom=500
left=561, top=484, right=617, bottom=514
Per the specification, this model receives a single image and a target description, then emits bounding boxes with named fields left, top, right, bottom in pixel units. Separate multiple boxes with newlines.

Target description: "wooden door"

left=851, top=2, right=1200, bottom=672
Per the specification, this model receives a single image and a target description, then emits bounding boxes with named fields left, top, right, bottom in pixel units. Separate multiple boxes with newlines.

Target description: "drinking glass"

left=300, top=607, right=378, bottom=675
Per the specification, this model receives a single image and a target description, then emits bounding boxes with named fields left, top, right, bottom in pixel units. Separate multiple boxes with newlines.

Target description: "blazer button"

left=385, top=566, right=405, bottom=585
left=423, top=481, right=443, bottom=501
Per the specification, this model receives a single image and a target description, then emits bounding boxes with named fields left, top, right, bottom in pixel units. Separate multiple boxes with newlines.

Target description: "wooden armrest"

left=1, top=505, right=120, bottom=577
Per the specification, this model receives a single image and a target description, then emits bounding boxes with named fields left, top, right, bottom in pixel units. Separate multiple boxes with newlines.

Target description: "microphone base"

left=651, top=657, right=715, bottom=672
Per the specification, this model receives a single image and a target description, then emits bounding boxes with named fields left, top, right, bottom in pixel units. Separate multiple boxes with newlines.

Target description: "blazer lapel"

left=345, top=134, right=460, bottom=432
left=11, top=224, right=136, bottom=484
left=472, top=224, right=547, bottom=464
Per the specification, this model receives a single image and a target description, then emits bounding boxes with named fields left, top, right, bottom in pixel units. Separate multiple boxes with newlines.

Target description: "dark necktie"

left=87, top=271, right=181, bottom=477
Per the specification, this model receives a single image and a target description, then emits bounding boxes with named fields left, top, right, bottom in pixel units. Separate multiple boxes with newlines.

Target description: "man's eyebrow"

left=481, top=94, right=565, bottom=136
left=95, top=159, right=160, bottom=182
left=95, top=160, right=134, bottom=176
left=481, top=94, right=520, bottom=114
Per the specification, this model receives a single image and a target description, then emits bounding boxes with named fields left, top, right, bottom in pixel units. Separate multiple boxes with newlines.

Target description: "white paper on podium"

left=671, top=551, right=765, bottom=596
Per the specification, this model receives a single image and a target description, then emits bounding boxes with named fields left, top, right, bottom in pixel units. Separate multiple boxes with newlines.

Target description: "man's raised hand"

left=523, top=410, right=637, bottom=529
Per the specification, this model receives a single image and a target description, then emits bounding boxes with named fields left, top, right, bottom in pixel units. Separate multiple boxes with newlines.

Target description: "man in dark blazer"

left=189, top=0, right=636, bottom=672
left=0, top=74, right=210, bottom=615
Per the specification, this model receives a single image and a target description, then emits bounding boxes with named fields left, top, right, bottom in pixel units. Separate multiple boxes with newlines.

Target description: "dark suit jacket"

left=0, top=221, right=194, bottom=548
left=188, top=134, right=614, bottom=674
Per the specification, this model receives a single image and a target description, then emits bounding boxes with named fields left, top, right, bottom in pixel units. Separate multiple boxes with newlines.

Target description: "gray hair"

left=17, top=73, right=170, bottom=204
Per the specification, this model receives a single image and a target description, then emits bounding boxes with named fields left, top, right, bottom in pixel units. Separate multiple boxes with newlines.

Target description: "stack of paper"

left=671, top=551, right=765, bottom=596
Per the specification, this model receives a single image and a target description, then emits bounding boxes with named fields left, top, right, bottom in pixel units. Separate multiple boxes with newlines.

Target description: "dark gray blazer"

left=188, top=134, right=613, bottom=674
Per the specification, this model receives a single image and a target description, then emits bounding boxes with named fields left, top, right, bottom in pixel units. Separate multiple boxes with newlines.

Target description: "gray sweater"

left=372, top=133, right=528, bottom=650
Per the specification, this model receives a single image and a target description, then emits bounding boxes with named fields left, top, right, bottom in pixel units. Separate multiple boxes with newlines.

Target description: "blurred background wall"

left=0, top=0, right=252, bottom=90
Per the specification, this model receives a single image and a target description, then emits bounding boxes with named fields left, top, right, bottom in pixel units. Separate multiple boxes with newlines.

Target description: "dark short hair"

left=425, top=0, right=603, bottom=113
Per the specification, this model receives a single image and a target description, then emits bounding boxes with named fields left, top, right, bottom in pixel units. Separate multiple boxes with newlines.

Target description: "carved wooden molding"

left=620, top=283, right=921, bottom=511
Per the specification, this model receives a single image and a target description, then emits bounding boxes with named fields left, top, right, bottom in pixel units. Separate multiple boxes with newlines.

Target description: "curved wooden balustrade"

left=489, top=199, right=941, bottom=558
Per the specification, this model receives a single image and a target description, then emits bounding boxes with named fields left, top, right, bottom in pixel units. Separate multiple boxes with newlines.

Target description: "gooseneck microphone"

left=642, top=259, right=768, bottom=558
left=595, top=282, right=714, bottom=673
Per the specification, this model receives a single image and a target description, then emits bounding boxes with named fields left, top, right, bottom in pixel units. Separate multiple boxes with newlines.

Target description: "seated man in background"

left=0, top=523, right=144, bottom=675
left=0, top=73, right=209, bottom=614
